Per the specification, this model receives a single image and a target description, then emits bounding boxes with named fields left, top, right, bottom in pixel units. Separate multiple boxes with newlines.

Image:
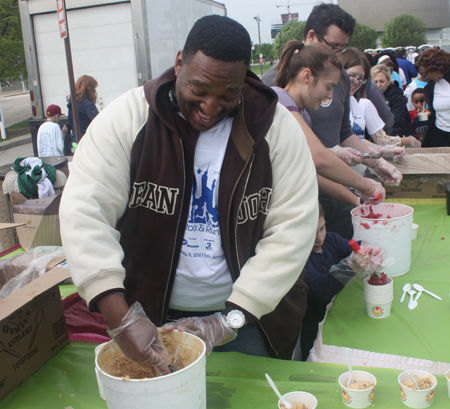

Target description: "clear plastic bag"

left=0, top=246, right=65, bottom=300
left=329, top=241, right=389, bottom=287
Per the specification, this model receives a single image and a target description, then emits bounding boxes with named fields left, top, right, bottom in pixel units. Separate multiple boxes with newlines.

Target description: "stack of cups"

left=363, top=276, right=393, bottom=319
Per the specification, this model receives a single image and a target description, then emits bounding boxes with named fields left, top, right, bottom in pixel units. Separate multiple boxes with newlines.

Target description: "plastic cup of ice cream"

left=446, top=368, right=450, bottom=399
left=278, top=391, right=318, bottom=409
left=418, top=112, right=428, bottom=121
left=398, top=370, right=437, bottom=408
left=338, top=370, right=377, bottom=408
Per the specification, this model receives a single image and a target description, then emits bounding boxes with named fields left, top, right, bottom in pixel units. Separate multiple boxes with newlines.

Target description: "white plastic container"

left=95, top=330, right=206, bottom=409
left=352, top=204, right=414, bottom=277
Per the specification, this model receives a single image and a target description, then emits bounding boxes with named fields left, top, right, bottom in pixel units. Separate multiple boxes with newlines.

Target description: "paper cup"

left=278, top=391, right=318, bottom=409
left=412, top=224, right=418, bottom=240
left=418, top=113, right=428, bottom=121
left=365, top=302, right=392, bottom=318
left=338, top=370, right=377, bottom=408
left=398, top=370, right=437, bottom=408
left=364, top=276, right=393, bottom=318
left=446, top=368, right=450, bottom=399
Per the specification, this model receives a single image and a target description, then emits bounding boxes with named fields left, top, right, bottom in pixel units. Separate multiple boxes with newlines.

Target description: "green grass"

left=1, top=118, right=32, bottom=142
left=250, top=63, right=273, bottom=77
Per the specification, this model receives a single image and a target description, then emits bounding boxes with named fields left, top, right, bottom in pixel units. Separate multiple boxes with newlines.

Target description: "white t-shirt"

left=349, top=97, right=385, bottom=141
left=37, top=121, right=64, bottom=157
left=170, top=116, right=234, bottom=311
left=433, top=79, right=450, bottom=132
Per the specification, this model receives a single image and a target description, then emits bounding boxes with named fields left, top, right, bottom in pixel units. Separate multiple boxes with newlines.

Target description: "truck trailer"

left=19, top=0, right=226, bottom=119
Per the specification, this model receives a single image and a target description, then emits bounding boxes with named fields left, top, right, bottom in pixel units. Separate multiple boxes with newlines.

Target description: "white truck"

left=19, top=0, right=226, bottom=118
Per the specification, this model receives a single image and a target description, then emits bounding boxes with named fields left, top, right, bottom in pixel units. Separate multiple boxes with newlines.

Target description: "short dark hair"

left=303, top=4, right=356, bottom=41
left=395, top=48, right=406, bottom=58
left=183, top=15, right=251, bottom=66
left=318, top=202, right=325, bottom=220
left=411, top=88, right=425, bottom=98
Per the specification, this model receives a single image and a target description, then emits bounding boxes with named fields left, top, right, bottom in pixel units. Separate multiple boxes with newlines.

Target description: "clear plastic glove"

left=356, top=179, right=386, bottom=205
left=373, top=158, right=403, bottom=186
left=330, top=241, right=386, bottom=287
left=331, top=145, right=363, bottom=166
left=163, top=312, right=237, bottom=355
left=407, top=137, right=421, bottom=148
left=107, top=302, right=171, bottom=375
left=370, top=145, right=406, bottom=162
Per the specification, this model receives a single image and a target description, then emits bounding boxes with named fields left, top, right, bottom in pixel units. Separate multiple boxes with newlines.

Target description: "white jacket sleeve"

left=59, top=87, right=148, bottom=306
left=227, top=103, right=318, bottom=319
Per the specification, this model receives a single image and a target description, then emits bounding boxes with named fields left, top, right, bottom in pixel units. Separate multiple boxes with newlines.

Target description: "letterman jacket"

left=60, top=67, right=318, bottom=359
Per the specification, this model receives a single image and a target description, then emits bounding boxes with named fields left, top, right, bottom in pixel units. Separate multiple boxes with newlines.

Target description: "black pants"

left=423, top=125, right=450, bottom=147
left=319, top=192, right=354, bottom=240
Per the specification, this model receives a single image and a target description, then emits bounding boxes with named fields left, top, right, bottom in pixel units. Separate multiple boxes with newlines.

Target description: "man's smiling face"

left=174, top=51, right=247, bottom=132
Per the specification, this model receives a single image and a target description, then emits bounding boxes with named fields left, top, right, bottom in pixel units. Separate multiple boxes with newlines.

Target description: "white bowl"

left=278, top=391, right=317, bottom=409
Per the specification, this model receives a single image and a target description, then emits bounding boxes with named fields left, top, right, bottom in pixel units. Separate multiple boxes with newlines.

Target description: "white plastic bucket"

left=95, top=330, right=206, bottom=409
left=351, top=204, right=414, bottom=277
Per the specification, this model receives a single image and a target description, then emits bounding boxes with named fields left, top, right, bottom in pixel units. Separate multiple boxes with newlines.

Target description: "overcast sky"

left=221, top=0, right=321, bottom=45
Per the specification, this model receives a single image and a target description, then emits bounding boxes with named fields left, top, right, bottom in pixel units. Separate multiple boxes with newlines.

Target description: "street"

left=0, top=92, right=32, bottom=128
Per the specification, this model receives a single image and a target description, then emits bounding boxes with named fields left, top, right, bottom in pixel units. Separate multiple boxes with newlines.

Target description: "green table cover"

left=321, top=204, right=450, bottom=364
left=1, top=342, right=449, bottom=408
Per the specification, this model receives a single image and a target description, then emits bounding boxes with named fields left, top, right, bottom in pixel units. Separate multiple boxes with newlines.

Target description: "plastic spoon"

left=409, top=291, right=421, bottom=310
left=265, top=373, right=292, bottom=409
left=407, top=290, right=417, bottom=309
left=408, top=372, right=421, bottom=390
left=412, top=284, right=442, bottom=300
left=400, top=283, right=411, bottom=303
left=346, top=348, right=355, bottom=386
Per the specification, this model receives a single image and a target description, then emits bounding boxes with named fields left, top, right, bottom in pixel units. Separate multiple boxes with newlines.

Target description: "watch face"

left=228, top=311, right=245, bottom=329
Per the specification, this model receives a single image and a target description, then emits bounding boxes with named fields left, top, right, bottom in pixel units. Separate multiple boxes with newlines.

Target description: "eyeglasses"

left=348, top=73, right=367, bottom=84
left=318, top=36, right=348, bottom=52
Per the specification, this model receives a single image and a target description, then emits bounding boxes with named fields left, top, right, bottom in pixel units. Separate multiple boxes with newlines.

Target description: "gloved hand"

left=163, top=312, right=237, bottom=355
left=357, top=179, right=386, bottom=205
left=347, top=242, right=385, bottom=275
left=407, top=137, right=421, bottom=148
left=370, top=145, right=406, bottom=162
left=331, top=145, right=363, bottom=166
left=107, top=302, right=171, bottom=375
left=372, top=158, right=403, bottom=186
left=329, top=241, right=386, bottom=287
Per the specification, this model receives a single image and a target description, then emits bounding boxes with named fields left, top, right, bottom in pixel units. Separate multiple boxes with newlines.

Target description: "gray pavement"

left=0, top=134, right=34, bottom=167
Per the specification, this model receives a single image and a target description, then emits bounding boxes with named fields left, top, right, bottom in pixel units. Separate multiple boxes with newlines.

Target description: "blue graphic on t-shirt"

left=188, top=166, right=219, bottom=230
left=352, top=121, right=365, bottom=137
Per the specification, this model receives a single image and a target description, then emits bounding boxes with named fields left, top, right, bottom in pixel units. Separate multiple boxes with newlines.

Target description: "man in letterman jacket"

left=60, top=15, right=318, bottom=373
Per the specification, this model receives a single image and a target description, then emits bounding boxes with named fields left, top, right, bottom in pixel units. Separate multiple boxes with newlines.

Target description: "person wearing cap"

left=37, top=104, right=68, bottom=157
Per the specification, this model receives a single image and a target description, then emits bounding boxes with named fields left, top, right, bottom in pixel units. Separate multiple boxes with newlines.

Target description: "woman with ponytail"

left=272, top=40, right=385, bottom=212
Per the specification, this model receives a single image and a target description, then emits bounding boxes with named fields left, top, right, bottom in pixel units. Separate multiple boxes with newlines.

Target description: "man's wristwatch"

left=222, top=308, right=246, bottom=330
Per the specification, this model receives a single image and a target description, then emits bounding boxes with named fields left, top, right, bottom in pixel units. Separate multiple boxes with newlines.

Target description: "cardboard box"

left=384, top=179, right=447, bottom=200
left=386, top=147, right=450, bottom=174
left=0, top=266, right=71, bottom=401
left=11, top=193, right=62, bottom=251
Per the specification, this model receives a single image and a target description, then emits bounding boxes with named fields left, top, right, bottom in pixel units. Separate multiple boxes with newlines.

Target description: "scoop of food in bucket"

left=329, top=240, right=394, bottom=287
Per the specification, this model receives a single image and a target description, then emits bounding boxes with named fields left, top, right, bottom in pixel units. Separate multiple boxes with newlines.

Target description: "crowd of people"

left=50, top=3, right=450, bottom=374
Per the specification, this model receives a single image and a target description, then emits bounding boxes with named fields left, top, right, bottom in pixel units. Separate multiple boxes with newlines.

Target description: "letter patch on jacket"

left=129, top=181, right=179, bottom=215
left=237, top=187, right=272, bottom=224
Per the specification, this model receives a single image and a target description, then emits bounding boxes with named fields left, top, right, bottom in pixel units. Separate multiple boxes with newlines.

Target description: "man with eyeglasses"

left=263, top=3, right=401, bottom=240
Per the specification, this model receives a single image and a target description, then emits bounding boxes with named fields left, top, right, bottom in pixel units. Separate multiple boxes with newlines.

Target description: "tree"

left=0, top=0, right=27, bottom=84
left=272, top=20, right=306, bottom=60
left=251, top=43, right=274, bottom=62
left=382, top=14, right=427, bottom=48
left=348, top=21, right=377, bottom=51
